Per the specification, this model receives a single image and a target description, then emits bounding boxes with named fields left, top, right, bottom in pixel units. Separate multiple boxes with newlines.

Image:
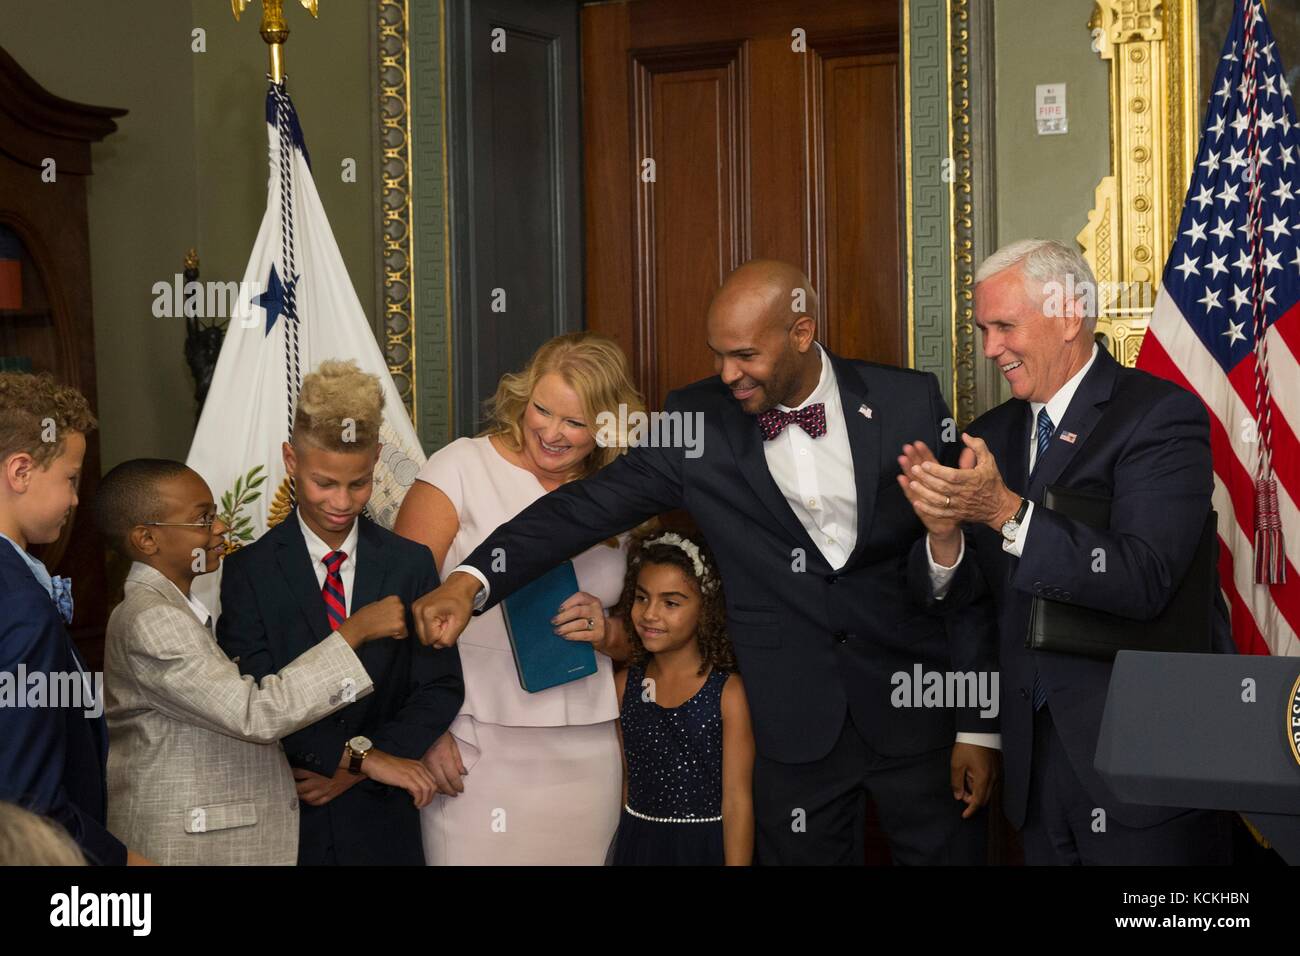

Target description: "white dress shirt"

left=153, top=570, right=215, bottom=628
left=298, top=511, right=360, bottom=619
left=764, top=343, right=858, bottom=570
left=1002, top=343, right=1099, bottom=558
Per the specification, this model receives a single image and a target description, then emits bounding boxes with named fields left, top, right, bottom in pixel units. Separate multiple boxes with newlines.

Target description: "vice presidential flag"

left=1137, top=0, right=1298, bottom=655
left=187, top=81, right=426, bottom=615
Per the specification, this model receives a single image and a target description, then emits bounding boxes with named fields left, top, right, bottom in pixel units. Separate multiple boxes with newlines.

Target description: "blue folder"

left=500, top=560, right=597, bottom=693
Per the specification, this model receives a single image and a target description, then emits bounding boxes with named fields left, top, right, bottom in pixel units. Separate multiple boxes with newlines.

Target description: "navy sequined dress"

left=612, top=661, right=729, bottom=866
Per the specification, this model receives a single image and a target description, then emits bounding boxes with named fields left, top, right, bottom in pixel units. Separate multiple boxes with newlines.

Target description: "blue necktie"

left=1029, top=407, right=1054, bottom=480
left=51, top=575, right=74, bottom=625
left=1030, top=409, right=1053, bottom=710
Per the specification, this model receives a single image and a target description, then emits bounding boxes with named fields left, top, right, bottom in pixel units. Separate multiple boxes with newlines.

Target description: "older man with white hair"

left=900, top=238, right=1233, bottom=864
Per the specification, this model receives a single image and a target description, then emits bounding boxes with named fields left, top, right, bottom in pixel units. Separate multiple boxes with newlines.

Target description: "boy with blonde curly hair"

left=217, top=360, right=463, bottom=865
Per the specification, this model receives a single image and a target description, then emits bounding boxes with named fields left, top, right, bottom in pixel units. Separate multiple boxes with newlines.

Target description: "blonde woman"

left=395, top=332, right=641, bottom=865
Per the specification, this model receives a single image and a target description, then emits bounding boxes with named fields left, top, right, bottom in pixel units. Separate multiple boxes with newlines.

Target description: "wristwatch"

left=345, top=735, right=373, bottom=775
left=999, top=497, right=1030, bottom=544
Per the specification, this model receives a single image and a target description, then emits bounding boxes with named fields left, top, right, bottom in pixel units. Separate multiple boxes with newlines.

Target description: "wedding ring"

left=587, top=617, right=595, bottom=630
left=945, top=496, right=951, bottom=507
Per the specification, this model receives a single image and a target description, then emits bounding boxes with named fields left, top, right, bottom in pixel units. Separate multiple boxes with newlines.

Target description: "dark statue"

left=181, top=249, right=227, bottom=422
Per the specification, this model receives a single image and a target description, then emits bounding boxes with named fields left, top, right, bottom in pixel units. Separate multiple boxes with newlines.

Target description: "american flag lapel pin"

left=1060, top=431, right=1078, bottom=444
left=858, top=404, right=873, bottom=420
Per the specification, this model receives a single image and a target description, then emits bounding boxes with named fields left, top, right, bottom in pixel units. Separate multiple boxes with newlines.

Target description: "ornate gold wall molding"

left=1078, top=0, right=1200, bottom=367
left=950, top=0, right=977, bottom=425
left=377, top=0, right=416, bottom=417
left=904, top=0, right=980, bottom=423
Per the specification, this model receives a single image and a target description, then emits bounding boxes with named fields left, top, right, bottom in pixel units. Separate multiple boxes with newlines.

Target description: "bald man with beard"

left=411, top=260, right=1000, bottom=865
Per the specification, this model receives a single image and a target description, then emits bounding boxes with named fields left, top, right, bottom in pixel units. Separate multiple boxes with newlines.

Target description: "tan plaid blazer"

left=105, top=563, right=373, bottom=865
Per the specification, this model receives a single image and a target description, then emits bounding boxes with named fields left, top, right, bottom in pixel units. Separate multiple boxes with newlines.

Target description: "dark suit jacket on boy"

left=217, top=511, right=463, bottom=865
left=0, top=541, right=126, bottom=865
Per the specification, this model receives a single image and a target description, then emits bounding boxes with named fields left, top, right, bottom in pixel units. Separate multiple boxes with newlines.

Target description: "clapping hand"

left=907, top=434, right=1020, bottom=531
left=896, top=440, right=975, bottom=539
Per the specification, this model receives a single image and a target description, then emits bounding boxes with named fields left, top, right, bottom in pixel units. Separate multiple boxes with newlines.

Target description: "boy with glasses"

left=99, top=459, right=435, bottom=864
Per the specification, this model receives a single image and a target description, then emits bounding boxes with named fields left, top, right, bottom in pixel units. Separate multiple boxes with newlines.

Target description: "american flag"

left=1137, top=0, right=1298, bottom=656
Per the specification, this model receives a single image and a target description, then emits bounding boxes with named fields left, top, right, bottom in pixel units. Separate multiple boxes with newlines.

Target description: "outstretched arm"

left=123, top=603, right=375, bottom=745
left=413, top=400, right=690, bottom=647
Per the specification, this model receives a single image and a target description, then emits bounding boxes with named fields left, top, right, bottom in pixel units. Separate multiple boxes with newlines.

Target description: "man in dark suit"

left=217, top=360, right=463, bottom=865
left=411, top=260, right=1000, bottom=865
left=902, top=238, right=1232, bottom=864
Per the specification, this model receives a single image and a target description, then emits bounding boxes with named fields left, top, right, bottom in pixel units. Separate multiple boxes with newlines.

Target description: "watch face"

left=1002, top=519, right=1020, bottom=539
left=349, top=736, right=373, bottom=753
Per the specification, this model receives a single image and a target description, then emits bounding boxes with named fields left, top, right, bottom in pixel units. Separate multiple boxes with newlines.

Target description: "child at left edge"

left=0, top=372, right=146, bottom=865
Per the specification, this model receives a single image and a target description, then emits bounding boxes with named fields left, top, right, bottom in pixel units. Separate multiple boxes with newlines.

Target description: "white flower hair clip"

left=640, top=532, right=718, bottom=593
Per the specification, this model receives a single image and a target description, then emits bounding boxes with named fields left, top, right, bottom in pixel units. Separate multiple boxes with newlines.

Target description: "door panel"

left=634, top=44, right=748, bottom=401
left=446, top=0, right=583, bottom=435
left=583, top=0, right=903, bottom=409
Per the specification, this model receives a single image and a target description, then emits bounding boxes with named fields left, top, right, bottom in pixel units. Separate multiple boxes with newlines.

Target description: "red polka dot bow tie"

left=757, top=402, right=828, bottom=440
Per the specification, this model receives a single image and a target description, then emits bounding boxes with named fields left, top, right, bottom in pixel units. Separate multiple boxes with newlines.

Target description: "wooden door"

left=581, top=0, right=902, bottom=409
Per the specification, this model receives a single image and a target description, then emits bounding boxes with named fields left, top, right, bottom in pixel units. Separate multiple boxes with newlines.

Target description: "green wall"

left=993, top=0, right=1111, bottom=250
left=0, top=0, right=377, bottom=471
left=0, top=1, right=198, bottom=469
left=192, top=1, right=377, bottom=350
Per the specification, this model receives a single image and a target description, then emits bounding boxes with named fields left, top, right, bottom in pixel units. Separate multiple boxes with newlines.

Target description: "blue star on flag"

left=254, top=263, right=298, bottom=335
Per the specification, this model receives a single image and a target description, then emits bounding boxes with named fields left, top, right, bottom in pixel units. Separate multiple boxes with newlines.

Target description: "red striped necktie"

left=322, top=550, right=348, bottom=631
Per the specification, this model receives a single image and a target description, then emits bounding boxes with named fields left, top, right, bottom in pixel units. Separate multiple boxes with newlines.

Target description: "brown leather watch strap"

left=347, top=745, right=367, bottom=775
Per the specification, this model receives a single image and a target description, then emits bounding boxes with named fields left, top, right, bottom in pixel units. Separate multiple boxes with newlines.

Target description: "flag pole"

left=231, top=0, right=319, bottom=84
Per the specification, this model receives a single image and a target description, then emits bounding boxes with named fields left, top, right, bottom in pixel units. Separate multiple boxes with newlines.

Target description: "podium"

left=1096, top=650, right=1300, bottom=862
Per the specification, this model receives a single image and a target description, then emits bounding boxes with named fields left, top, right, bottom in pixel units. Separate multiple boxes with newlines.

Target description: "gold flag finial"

left=231, top=0, right=319, bottom=84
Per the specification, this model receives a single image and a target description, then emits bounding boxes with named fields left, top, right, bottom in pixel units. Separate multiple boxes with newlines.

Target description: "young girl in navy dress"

left=611, top=531, right=754, bottom=865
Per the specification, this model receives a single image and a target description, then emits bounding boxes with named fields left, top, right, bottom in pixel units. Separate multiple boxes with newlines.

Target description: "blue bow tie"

left=51, top=575, right=74, bottom=625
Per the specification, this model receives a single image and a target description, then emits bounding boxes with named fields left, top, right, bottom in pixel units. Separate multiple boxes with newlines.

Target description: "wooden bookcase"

left=0, top=46, right=125, bottom=667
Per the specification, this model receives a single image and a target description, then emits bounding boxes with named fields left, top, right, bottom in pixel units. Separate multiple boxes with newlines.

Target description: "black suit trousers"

left=1022, top=708, right=1231, bottom=865
left=753, top=714, right=988, bottom=865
